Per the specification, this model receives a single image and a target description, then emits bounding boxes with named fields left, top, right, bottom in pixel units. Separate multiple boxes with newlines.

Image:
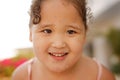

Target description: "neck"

left=43, top=63, right=79, bottom=80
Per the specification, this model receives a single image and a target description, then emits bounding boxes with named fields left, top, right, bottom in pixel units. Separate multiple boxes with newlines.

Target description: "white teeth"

left=50, top=53, right=67, bottom=57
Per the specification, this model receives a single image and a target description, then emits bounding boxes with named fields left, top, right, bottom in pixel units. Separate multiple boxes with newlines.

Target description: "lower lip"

left=50, top=54, right=67, bottom=61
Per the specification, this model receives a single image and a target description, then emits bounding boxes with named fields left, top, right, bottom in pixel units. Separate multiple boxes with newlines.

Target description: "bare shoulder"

left=83, top=56, right=116, bottom=80
left=12, top=60, right=29, bottom=80
left=101, top=65, right=116, bottom=80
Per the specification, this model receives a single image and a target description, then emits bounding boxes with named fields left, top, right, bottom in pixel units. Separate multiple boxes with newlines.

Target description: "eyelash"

left=67, top=30, right=77, bottom=34
left=41, top=29, right=52, bottom=34
left=40, top=29, right=77, bottom=35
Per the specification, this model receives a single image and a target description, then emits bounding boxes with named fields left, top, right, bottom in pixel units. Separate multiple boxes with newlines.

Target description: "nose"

left=51, top=36, right=66, bottom=48
left=51, top=41, right=66, bottom=48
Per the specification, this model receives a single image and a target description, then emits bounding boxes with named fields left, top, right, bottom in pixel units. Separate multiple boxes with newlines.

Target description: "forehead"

left=40, top=0, right=83, bottom=23
left=41, top=0, right=75, bottom=12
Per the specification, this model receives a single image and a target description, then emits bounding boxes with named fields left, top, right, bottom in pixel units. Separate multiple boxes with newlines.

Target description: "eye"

left=67, top=30, right=77, bottom=34
left=41, top=29, right=52, bottom=34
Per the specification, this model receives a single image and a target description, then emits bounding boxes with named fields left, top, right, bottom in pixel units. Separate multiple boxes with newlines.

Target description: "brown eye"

left=67, top=30, right=77, bottom=34
left=41, top=29, right=52, bottom=34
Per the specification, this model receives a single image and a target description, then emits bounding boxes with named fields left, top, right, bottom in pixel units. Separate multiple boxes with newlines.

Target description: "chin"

left=48, top=65, right=70, bottom=73
left=45, top=60, right=78, bottom=74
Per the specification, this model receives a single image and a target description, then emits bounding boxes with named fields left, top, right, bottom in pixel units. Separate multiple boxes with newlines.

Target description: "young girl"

left=12, top=0, right=115, bottom=80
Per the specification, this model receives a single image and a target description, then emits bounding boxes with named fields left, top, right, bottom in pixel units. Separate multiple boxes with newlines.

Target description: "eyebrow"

left=40, top=24, right=55, bottom=28
left=66, top=24, right=83, bottom=30
left=33, top=23, right=83, bottom=30
left=33, top=23, right=55, bottom=29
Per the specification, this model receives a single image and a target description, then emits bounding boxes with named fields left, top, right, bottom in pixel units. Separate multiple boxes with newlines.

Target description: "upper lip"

left=48, top=49, right=69, bottom=54
left=49, top=52, right=68, bottom=54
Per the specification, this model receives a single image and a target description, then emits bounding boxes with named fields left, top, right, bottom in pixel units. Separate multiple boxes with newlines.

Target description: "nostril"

left=51, top=41, right=66, bottom=48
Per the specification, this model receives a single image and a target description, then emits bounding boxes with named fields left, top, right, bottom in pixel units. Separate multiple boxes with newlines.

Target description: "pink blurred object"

left=13, top=58, right=27, bottom=68
left=0, top=58, right=28, bottom=68
left=0, top=59, right=13, bottom=66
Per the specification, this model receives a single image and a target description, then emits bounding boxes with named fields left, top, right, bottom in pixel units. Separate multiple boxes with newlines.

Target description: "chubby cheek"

left=32, top=35, right=49, bottom=58
left=69, top=37, right=85, bottom=56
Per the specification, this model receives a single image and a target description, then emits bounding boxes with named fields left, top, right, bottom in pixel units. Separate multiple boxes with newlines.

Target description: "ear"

left=29, top=29, right=32, bottom=42
left=83, top=33, right=86, bottom=44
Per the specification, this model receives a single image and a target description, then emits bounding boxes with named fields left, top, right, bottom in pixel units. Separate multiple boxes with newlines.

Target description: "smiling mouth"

left=49, top=52, right=68, bottom=57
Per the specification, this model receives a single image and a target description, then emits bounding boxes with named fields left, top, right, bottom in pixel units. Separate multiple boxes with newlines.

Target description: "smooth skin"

left=12, top=0, right=115, bottom=80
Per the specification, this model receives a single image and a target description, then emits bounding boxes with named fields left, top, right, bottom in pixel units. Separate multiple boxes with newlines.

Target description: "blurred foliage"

left=107, top=28, right=120, bottom=59
left=0, top=48, right=34, bottom=78
left=112, top=63, right=120, bottom=74
left=106, top=28, right=120, bottom=74
left=4, top=66, right=14, bottom=77
left=15, top=48, right=34, bottom=59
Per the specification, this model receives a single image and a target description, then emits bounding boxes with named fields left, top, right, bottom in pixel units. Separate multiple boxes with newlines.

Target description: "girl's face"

left=30, top=0, right=86, bottom=73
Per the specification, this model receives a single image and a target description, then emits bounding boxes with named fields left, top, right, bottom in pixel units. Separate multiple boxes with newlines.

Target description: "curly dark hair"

left=29, top=0, right=89, bottom=30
